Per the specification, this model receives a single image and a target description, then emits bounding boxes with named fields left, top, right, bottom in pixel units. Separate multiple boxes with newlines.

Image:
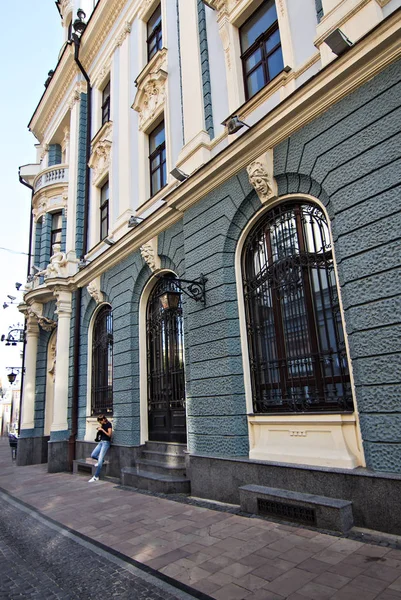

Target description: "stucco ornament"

left=132, top=48, right=167, bottom=132
left=45, top=243, right=67, bottom=278
left=48, top=337, right=57, bottom=382
left=88, top=122, right=112, bottom=186
left=247, top=151, right=277, bottom=204
left=114, top=21, right=131, bottom=48
left=140, top=243, right=156, bottom=272
left=26, top=302, right=56, bottom=331
left=59, top=0, right=73, bottom=21
left=87, top=278, right=104, bottom=304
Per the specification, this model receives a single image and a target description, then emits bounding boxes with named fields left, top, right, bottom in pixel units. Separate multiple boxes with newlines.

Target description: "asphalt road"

left=0, top=493, right=206, bottom=600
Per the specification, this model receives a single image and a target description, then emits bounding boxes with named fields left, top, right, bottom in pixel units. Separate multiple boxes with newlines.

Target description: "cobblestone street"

left=0, top=495, right=203, bottom=600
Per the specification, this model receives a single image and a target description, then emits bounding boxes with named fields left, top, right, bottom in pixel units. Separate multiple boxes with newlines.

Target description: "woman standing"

left=88, top=415, right=112, bottom=482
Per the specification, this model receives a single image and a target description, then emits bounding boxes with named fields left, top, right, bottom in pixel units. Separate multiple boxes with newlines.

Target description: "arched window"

left=243, top=201, right=353, bottom=414
left=91, top=305, right=113, bottom=415
left=146, top=275, right=186, bottom=443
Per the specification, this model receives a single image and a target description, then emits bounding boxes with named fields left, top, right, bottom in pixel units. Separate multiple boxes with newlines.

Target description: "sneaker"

left=88, top=476, right=99, bottom=482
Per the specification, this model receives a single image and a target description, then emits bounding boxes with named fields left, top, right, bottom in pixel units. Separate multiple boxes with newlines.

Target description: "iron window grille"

left=100, top=181, right=109, bottom=241
left=147, top=4, right=162, bottom=61
left=91, top=305, right=113, bottom=416
left=243, top=201, right=353, bottom=414
left=50, top=212, right=63, bottom=257
left=149, top=121, right=166, bottom=197
left=240, top=0, right=284, bottom=100
left=101, top=81, right=111, bottom=125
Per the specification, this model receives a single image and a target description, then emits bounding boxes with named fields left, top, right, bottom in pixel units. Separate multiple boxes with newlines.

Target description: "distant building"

left=18, top=0, right=401, bottom=534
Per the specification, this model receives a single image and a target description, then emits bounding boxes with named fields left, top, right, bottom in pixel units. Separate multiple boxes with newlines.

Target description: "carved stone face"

left=247, top=162, right=271, bottom=197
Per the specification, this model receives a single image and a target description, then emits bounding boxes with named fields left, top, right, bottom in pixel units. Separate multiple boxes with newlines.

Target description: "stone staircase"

left=121, top=441, right=190, bottom=494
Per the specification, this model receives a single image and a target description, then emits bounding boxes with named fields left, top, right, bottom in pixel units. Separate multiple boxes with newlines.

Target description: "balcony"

left=33, top=164, right=69, bottom=194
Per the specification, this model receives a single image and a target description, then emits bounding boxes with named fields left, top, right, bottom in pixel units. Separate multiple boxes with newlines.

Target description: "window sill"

left=135, top=47, right=167, bottom=89
left=225, top=67, right=292, bottom=125
left=91, top=120, right=113, bottom=146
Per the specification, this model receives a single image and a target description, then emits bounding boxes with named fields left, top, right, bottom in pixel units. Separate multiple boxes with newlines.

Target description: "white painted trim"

left=234, top=192, right=365, bottom=467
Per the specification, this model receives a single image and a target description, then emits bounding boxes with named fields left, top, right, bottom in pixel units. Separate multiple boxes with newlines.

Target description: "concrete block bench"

left=73, top=458, right=109, bottom=478
left=239, top=484, right=354, bottom=533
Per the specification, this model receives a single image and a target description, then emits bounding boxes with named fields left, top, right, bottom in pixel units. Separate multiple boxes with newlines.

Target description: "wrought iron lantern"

left=1, top=326, right=25, bottom=346
left=157, top=274, right=207, bottom=306
left=6, top=367, right=23, bottom=384
left=159, top=290, right=181, bottom=311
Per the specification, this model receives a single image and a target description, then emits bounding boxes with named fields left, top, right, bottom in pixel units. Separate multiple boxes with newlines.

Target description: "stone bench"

left=73, top=458, right=109, bottom=477
left=239, top=484, right=354, bottom=533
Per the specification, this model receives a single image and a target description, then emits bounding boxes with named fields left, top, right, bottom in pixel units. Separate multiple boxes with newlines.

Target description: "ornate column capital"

left=54, top=288, right=73, bottom=316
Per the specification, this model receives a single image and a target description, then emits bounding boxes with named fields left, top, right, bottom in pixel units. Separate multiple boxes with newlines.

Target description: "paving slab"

left=1, top=440, right=401, bottom=599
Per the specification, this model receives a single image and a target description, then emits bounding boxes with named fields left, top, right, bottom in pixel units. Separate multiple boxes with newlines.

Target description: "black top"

left=98, top=421, right=112, bottom=442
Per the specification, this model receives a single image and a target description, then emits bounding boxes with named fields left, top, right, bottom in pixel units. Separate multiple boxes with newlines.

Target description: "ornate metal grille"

left=91, top=305, right=113, bottom=415
left=257, top=498, right=316, bottom=525
left=147, top=276, right=186, bottom=442
left=243, top=201, right=353, bottom=414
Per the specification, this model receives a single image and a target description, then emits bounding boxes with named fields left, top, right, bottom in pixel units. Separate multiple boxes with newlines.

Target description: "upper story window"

left=100, top=181, right=109, bottom=241
left=147, top=4, right=162, bottom=61
left=240, top=0, right=284, bottom=99
left=101, top=81, right=111, bottom=126
left=149, top=121, right=166, bottom=197
left=243, top=201, right=353, bottom=415
left=50, top=212, right=62, bottom=257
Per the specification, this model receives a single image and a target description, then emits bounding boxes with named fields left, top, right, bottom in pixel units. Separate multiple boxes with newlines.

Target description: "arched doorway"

left=146, top=275, right=186, bottom=443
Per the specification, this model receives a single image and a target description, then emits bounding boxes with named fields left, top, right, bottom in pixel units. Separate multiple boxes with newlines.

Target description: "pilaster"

left=51, top=289, right=72, bottom=434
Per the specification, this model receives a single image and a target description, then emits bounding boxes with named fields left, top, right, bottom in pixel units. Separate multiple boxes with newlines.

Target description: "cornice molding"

left=79, top=0, right=128, bottom=70
left=29, top=45, right=78, bottom=142
left=66, top=9, right=401, bottom=289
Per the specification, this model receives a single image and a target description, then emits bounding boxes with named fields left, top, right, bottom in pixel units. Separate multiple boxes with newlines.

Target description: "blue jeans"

left=91, top=441, right=110, bottom=478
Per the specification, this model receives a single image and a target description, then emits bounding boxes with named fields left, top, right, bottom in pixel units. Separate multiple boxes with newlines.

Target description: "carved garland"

left=132, top=49, right=168, bottom=132
left=88, top=122, right=113, bottom=186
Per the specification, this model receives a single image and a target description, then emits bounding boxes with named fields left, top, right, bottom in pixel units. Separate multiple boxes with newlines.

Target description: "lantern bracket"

left=159, top=274, right=207, bottom=305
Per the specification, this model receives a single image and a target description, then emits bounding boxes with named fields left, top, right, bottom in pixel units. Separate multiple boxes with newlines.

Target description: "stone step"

left=140, top=449, right=186, bottom=467
left=143, top=441, right=187, bottom=456
left=72, top=458, right=109, bottom=478
left=121, top=467, right=190, bottom=495
left=135, top=458, right=187, bottom=477
left=239, top=484, right=354, bottom=533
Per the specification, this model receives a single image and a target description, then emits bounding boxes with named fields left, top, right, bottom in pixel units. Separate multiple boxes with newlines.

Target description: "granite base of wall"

left=189, top=455, right=401, bottom=536
left=75, top=442, right=140, bottom=479
left=48, top=440, right=69, bottom=473
left=16, top=436, right=49, bottom=466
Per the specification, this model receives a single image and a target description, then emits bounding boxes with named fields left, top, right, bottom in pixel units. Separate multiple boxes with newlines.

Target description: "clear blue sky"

left=0, top=1, right=62, bottom=385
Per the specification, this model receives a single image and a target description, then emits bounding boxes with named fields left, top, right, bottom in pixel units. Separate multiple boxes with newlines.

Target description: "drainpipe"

left=68, top=34, right=92, bottom=470
left=17, top=174, right=34, bottom=437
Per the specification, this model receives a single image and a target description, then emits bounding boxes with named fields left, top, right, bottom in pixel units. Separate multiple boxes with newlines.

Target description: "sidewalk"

left=1, top=440, right=401, bottom=600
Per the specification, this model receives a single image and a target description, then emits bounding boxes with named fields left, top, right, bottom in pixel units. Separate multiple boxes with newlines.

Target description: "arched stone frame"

left=84, top=301, right=113, bottom=442
left=44, top=329, right=57, bottom=437
left=138, top=268, right=185, bottom=445
left=233, top=190, right=365, bottom=469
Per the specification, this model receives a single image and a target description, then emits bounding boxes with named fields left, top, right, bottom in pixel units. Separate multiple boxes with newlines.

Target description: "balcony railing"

left=33, top=164, right=69, bottom=193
